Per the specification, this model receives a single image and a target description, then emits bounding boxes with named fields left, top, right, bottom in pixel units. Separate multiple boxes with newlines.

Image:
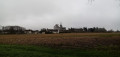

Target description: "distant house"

left=46, top=29, right=59, bottom=34
left=32, top=30, right=39, bottom=34
left=24, top=30, right=39, bottom=34
left=24, top=30, right=32, bottom=34
left=40, top=28, right=59, bottom=34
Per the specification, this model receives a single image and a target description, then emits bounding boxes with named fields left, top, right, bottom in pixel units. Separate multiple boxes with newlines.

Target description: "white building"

left=54, top=24, right=66, bottom=33
left=0, top=25, right=2, bottom=30
left=54, top=24, right=66, bottom=31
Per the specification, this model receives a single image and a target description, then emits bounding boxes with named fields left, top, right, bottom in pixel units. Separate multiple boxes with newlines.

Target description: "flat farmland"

left=0, top=33, right=120, bottom=48
left=0, top=33, right=120, bottom=57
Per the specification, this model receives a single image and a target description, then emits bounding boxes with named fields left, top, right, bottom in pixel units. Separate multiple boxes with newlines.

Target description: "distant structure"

left=0, top=24, right=111, bottom=34
left=0, top=25, right=2, bottom=34
left=54, top=24, right=60, bottom=30
left=54, top=23, right=66, bottom=33
left=24, top=30, right=39, bottom=34
left=0, top=25, right=2, bottom=30
left=40, top=23, right=66, bottom=34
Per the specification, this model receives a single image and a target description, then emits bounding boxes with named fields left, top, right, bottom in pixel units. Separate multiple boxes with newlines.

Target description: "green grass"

left=0, top=44, right=120, bottom=57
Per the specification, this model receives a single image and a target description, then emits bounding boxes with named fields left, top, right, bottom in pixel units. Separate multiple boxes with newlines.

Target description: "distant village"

left=0, top=24, right=119, bottom=34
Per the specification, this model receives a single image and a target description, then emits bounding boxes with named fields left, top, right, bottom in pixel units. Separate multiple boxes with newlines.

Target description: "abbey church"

left=54, top=24, right=66, bottom=31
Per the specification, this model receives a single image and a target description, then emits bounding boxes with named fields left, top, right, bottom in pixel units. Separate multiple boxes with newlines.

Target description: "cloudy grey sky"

left=0, top=0, right=120, bottom=30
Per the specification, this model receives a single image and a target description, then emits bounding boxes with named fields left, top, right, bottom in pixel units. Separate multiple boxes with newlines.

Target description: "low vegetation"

left=0, top=44, right=120, bottom=57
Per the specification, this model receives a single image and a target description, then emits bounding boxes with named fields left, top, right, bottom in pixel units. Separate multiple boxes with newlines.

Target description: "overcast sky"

left=0, top=0, right=120, bottom=30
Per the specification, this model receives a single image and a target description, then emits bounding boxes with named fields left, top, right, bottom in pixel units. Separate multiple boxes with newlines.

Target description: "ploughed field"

left=0, top=33, right=120, bottom=57
left=0, top=33, right=120, bottom=48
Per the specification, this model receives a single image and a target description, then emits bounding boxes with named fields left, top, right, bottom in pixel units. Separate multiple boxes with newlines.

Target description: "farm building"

left=24, top=30, right=39, bottom=34
left=40, top=28, right=59, bottom=34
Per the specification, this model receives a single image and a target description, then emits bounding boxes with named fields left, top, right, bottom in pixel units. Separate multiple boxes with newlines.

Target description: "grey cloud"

left=0, top=0, right=120, bottom=30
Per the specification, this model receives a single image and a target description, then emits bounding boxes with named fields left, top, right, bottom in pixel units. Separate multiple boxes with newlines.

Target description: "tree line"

left=0, top=26, right=119, bottom=34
